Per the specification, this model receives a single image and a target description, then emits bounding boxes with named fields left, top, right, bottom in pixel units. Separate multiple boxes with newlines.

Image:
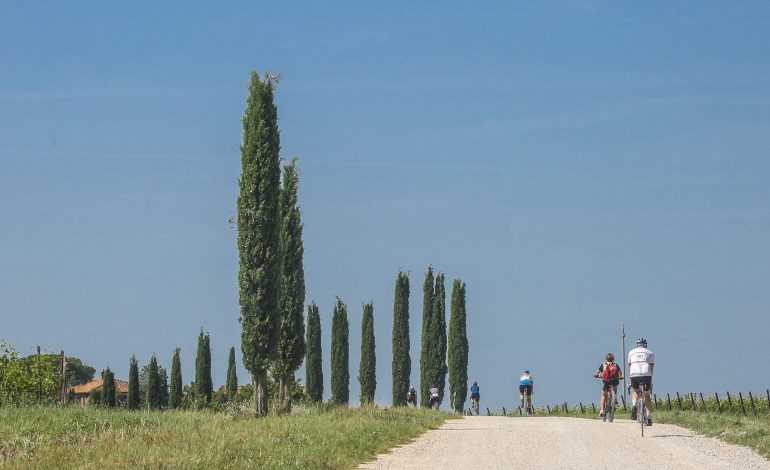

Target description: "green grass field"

left=0, top=405, right=451, bottom=469
left=655, top=411, right=770, bottom=460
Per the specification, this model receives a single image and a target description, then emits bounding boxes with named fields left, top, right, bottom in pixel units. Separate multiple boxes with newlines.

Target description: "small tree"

left=391, top=272, right=410, bottom=406
left=145, top=355, right=161, bottom=410
left=195, top=330, right=213, bottom=405
left=101, top=368, right=116, bottom=408
left=127, top=356, right=140, bottom=410
left=226, top=347, right=238, bottom=398
left=159, top=367, right=169, bottom=408
left=330, top=298, right=350, bottom=405
left=305, top=302, right=323, bottom=402
left=358, top=302, right=376, bottom=404
left=169, top=348, right=182, bottom=409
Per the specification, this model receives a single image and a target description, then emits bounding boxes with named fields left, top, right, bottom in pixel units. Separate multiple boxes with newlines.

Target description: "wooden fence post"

left=727, top=392, right=733, bottom=412
left=591, top=403, right=596, bottom=414
left=738, top=393, right=746, bottom=416
left=699, top=393, right=706, bottom=411
left=715, top=392, right=721, bottom=412
left=564, top=402, right=569, bottom=414
left=653, top=394, right=658, bottom=409
left=580, top=402, right=585, bottom=414
left=748, top=392, right=757, bottom=416
left=486, top=407, right=490, bottom=416
left=690, top=393, right=696, bottom=411
left=502, top=407, right=507, bottom=417
left=666, top=393, right=672, bottom=411
left=546, top=405, right=551, bottom=415
left=676, top=392, right=683, bottom=409
left=621, top=394, right=626, bottom=412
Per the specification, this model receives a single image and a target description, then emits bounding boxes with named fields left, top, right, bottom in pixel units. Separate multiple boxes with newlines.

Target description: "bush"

left=0, top=342, right=60, bottom=406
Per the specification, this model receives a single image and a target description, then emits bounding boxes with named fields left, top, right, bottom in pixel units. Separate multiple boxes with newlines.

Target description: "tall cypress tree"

left=146, top=355, right=161, bottom=410
left=358, top=302, right=376, bottom=404
left=238, top=70, right=282, bottom=417
left=434, top=272, right=448, bottom=403
left=275, top=159, right=306, bottom=412
left=448, top=280, right=468, bottom=413
left=101, top=368, right=116, bottom=408
left=305, top=302, right=323, bottom=403
left=169, top=348, right=182, bottom=409
left=226, top=347, right=238, bottom=398
left=195, top=330, right=213, bottom=404
left=127, top=356, right=140, bottom=410
left=419, top=266, right=435, bottom=406
left=391, top=272, right=411, bottom=406
left=330, top=298, right=350, bottom=405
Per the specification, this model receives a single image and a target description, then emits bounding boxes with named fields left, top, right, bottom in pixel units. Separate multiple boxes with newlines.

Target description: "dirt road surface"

left=360, top=416, right=769, bottom=470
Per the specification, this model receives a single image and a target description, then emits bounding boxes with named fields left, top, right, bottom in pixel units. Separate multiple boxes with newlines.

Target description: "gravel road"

left=360, top=416, right=770, bottom=470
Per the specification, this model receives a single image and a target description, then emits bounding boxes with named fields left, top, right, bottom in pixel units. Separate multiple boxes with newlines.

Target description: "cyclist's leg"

left=599, top=383, right=607, bottom=414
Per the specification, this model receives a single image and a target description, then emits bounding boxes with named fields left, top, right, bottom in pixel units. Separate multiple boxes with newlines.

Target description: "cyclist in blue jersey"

left=519, top=370, right=534, bottom=409
left=470, top=381, right=480, bottom=403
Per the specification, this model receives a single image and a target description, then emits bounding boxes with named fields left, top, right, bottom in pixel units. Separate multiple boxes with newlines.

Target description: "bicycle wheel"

left=608, top=390, right=615, bottom=423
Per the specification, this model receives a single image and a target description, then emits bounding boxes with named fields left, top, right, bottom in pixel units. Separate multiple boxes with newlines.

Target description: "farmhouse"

left=70, top=378, right=129, bottom=405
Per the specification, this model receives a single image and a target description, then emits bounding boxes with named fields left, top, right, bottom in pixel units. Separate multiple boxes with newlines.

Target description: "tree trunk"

left=253, top=372, right=268, bottom=417
left=279, top=374, right=292, bottom=413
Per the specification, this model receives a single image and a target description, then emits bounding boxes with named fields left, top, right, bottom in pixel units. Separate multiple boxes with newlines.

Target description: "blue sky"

left=2, top=1, right=769, bottom=409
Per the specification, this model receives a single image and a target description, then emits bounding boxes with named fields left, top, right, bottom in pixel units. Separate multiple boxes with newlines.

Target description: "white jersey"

left=627, top=347, right=654, bottom=377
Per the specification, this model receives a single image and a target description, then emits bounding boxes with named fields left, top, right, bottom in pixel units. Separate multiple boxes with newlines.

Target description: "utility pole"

left=621, top=324, right=626, bottom=403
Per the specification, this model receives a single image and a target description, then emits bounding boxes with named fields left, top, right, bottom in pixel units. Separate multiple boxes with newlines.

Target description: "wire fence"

left=471, top=389, right=770, bottom=418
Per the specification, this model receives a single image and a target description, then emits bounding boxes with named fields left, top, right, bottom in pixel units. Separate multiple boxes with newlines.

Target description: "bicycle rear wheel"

left=608, top=390, right=615, bottom=423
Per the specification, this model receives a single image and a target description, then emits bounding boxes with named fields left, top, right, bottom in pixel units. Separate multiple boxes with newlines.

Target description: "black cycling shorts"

left=470, top=393, right=480, bottom=401
left=602, top=379, right=620, bottom=391
left=519, top=384, right=533, bottom=395
left=630, top=376, right=653, bottom=392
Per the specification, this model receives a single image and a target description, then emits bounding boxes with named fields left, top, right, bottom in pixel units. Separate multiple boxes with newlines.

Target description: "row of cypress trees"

left=122, top=332, right=239, bottom=410
left=301, top=269, right=468, bottom=412
left=236, top=70, right=468, bottom=414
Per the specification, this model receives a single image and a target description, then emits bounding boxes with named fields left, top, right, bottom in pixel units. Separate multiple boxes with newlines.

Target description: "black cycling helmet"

left=524, top=370, right=530, bottom=374
left=636, top=337, right=647, bottom=347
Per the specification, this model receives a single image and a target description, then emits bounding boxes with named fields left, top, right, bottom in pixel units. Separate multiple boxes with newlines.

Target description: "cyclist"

left=593, top=353, right=623, bottom=417
left=406, top=386, right=417, bottom=407
left=470, top=381, right=480, bottom=413
left=428, top=384, right=441, bottom=409
left=628, top=337, right=654, bottom=426
left=519, top=370, right=534, bottom=411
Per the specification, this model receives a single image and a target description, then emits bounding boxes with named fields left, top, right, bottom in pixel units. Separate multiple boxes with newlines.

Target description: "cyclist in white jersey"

left=628, top=337, right=654, bottom=426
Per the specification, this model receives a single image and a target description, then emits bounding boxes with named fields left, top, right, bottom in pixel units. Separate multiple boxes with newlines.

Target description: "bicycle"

left=471, top=396, right=480, bottom=416
left=521, top=389, right=532, bottom=416
left=594, top=377, right=617, bottom=423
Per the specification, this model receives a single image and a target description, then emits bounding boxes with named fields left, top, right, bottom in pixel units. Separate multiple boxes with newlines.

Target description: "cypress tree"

left=358, top=302, right=376, bottom=404
left=195, top=330, right=213, bottom=405
left=448, top=280, right=468, bottom=413
left=275, top=159, right=306, bottom=412
left=391, top=272, right=411, bottom=406
left=127, top=355, right=140, bottom=410
left=330, top=298, right=350, bottom=405
left=169, top=348, right=182, bottom=409
left=226, top=347, right=238, bottom=398
left=305, top=302, right=323, bottom=402
left=419, top=266, right=435, bottom=406
left=146, top=355, right=161, bottom=410
left=101, top=368, right=116, bottom=408
left=434, top=273, right=448, bottom=403
left=238, top=70, right=282, bottom=417
left=159, top=366, right=169, bottom=408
